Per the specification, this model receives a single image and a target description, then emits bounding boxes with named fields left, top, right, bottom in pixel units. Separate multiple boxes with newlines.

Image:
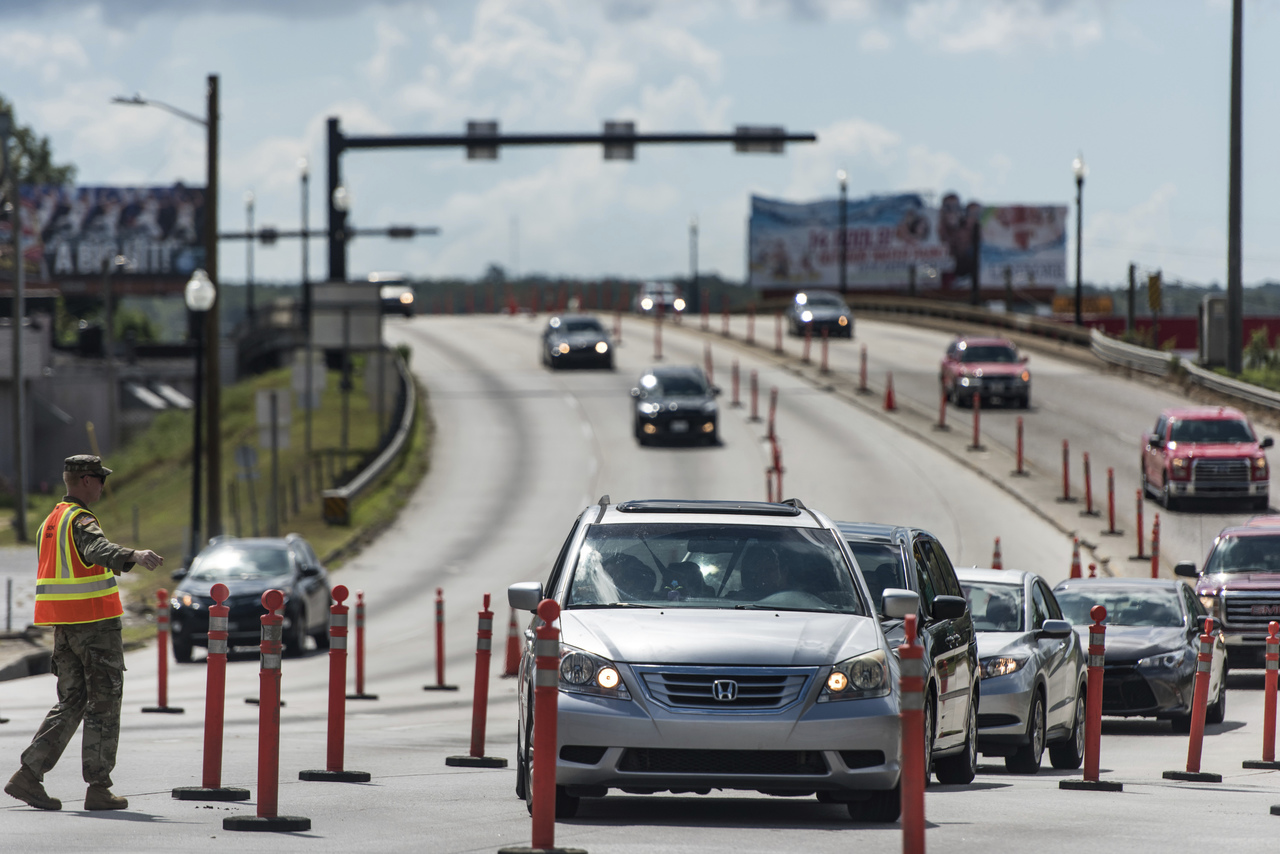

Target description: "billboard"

left=748, top=193, right=1066, bottom=290
left=0, top=184, right=206, bottom=281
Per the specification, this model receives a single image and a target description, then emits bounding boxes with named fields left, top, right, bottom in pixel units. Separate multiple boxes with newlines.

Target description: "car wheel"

left=1254, top=496, right=1271, bottom=512
left=935, top=699, right=978, bottom=785
left=172, top=633, right=193, bottom=664
left=283, top=608, right=308, bottom=658
left=1162, top=476, right=1179, bottom=511
left=1019, top=392, right=1031, bottom=409
left=312, top=627, right=330, bottom=650
left=1006, top=692, right=1046, bottom=774
left=523, top=707, right=579, bottom=819
left=1049, top=687, right=1086, bottom=770
left=1170, top=712, right=1193, bottom=733
left=922, top=692, right=936, bottom=785
left=846, top=784, right=901, bottom=823
left=1205, top=673, right=1227, bottom=725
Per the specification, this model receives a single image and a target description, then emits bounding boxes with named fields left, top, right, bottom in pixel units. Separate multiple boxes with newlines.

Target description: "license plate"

left=670, top=420, right=689, bottom=433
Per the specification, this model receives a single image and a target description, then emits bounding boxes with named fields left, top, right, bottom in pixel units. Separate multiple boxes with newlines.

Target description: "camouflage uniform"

left=20, top=493, right=138, bottom=788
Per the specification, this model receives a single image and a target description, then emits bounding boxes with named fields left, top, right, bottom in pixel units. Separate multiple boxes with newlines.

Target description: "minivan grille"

left=618, top=748, right=827, bottom=776
left=635, top=666, right=813, bottom=711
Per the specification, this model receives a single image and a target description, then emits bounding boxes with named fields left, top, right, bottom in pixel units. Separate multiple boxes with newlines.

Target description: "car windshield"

left=961, top=580, right=1024, bottom=632
left=1205, top=534, right=1280, bottom=574
left=189, top=545, right=292, bottom=581
left=959, top=345, right=1017, bottom=364
left=1055, top=587, right=1183, bottom=628
left=1169, top=418, right=1254, bottom=443
left=804, top=293, right=845, bottom=308
left=843, top=541, right=906, bottom=613
left=566, top=523, right=867, bottom=614
left=562, top=319, right=604, bottom=334
left=647, top=374, right=706, bottom=396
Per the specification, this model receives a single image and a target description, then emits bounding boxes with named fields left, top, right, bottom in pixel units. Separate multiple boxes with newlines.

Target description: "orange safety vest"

left=33, top=502, right=124, bottom=626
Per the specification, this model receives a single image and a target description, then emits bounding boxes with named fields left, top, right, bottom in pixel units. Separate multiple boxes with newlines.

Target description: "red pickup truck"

left=939, top=336, right=1031, bottom=409
left=1141, top=406, right=1272, bottom=511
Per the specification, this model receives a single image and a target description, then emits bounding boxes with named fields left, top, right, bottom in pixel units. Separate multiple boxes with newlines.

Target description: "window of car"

left=1179, top=583, right=1203, bottom=622
left=844, top=541, right=907, bottom=613
left=646, top=374, right=707, bottom=396
left=1037, top=580, right=1064, bottom=620
left=189, top=545, right=292, bottom=581
left=958, top=345, right=1017, bottom=363
left=1054, top=586, right=1184, bottom=628
left=920, top=540, right=963, bottom=598
left=561, top=319, right=605, bottom=334
left=911, top=541, right=938, bottom=612
left=960, top=580, right=1022, bottom=632
left=1204, top=534, right=1280, bottom=574
left=1169, top=418, right=1254, bottom=444
left=565, top=523, right=867, bottom=614
left=1029, top=583, right=1050, bottom=630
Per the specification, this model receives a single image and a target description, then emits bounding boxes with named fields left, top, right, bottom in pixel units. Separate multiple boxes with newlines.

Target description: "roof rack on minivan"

left=614, top=499, right=801, bottom=517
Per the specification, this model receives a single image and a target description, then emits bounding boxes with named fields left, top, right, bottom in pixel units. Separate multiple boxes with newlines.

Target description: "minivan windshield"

left=566, top=523, right=867, bottom=614
left=189, top=545, right=292, bottom=581
left=562, top=319, right=604, bottom=334
left=1205, top=534, right=1280, bottom=574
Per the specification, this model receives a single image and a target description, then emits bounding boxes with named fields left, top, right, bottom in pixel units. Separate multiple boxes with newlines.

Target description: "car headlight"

left=980, top=655, right=1028, bottom=679
left=639, top=402, right=660, bottom=415
left=959, top=376, right=975, bottom=387
left=838, top=316, right=848, bottom=326
left=559, top=644, right=631, bottom=700
left=1019, top=370, right=1030, bottom=382
left=1171, top=457, right=1191, bottom=481
left=557, top=343, right=570, bottom=354
left=1254, top=457, right=1269, bottom=480
left=1138, top=650, right=1187, bottom=669
left=800, top=310, right=813, bottom=322
left=399, top=292, right=414, bottom=304
left=673, top=298, right=686, bottom=311
left=595, top=341, right=609, bottom=354
left=640, top=297, right=654, bottom=311
left=819, top=649, right=889, bottom=702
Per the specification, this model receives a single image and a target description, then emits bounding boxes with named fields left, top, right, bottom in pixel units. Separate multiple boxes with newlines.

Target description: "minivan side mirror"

left=508, top=581, right=544, bottom=613
left=1174, top=561, right=1198, bottom=578
left=1020, top=355, right=1030, bottom=364
left=1037, top=619, right=1072, bottom=640
left=881, top=588, right=920, bottom=620
left=932, top=595, right=968, bottom=621
left=300, top=564, right=321, bottom=578
left=170, top=567, right=189, bottom=582
left=1263, top=436, right=1275, bottom=449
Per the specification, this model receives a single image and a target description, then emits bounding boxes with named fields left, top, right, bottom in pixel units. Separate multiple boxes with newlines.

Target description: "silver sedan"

left=956, top=568, right=1087, bottom=773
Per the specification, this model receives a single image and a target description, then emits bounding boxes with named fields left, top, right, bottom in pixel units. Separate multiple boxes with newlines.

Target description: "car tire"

left=522, top=710, right=580, bottom=819
left=1162, top=476, right=1179, bottom=511
left=1205, top=673, right=1227, bottom=725
left=922, top=692, right=936, bottom=785
left=312, top=627, right=330, bottom=650
left=1170, top=713, right=1193, bottom=733
left=1019, top=392, right=1031, bottom=409
left=1049, top=687, right=1086, bottom=770
left=846, top=784, right=901, bottom=823
left=172, top=633, right=193, bottom=664
left=1006, top=692, right=1046, bottom=774
left=935, top=699, right=978, bottom=785
left=1254, top=496, right=1270, bottom=512
left=283, top=608, right=308, bottom=658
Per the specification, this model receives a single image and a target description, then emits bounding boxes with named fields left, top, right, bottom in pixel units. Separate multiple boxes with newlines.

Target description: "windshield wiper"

left=568, top=602, right=659, bottom=609
left=733, top=603, right=840, bottom=613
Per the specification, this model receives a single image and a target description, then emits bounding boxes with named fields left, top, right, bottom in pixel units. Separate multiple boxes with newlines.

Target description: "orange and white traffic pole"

left=502, top=608, right=521, bottom=678
left=143, top=589, right=184, bottom=714
left=424, top=587, right=458, bottom=692
left=347, top=590, right=378, bottom=700
left=730, top=360, right=741, bottom=407
left=1082, top=453, right=1099, bottom=516
left=899, top=614, right=925, bottom=854
left=991, top=538, right=1003, bottom=570
left=300, top=585, right=371, bottom=783
left=1058, top=440, right=1074, bottom=502
left=1069, top=538, right=1082, bottom=579
left=1163, top=617, right=1223, bottom=783
left=802, top=322, right=812, bottom=364
left=749, top=371, right=761, bottom=422
left=774, top=311, right=783, bottom=354
left=1060, top=605, right=1123, bottom=792
left=1103, top=468, right=1123, bottom=536
left=820, top=328, right=830, bottom=374
left=653, top=302, right=664, bottom=361
left=968, top=391, right=981, bottom=449
left=448, top=594, right=508, bottom=769
left=1151, top=514, right=1161, bottom=579
left=1012, top=416, right=1027, bottom=476
left=1245, top=622, right=1280, bottom=770
left=703, top=343, right=714, bottom=386
left=858, top=345, right=869, bottom=393
left=172, top=582, right=248, bottom=801
left=1132, top=490, right=1148, bottom=560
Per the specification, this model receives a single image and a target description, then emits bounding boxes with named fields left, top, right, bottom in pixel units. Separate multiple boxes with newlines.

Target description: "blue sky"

left=1, top=0, right=1277, bottom=288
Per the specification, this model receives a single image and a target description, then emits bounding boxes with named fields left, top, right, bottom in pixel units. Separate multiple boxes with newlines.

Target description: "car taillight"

left=1170, top=458, right=1192, bottom=481
left=1253, top=456, right=1269, bottom=481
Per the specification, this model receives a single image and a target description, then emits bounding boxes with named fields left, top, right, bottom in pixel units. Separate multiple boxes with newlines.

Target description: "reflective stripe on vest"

left=33, top=503, right=123, bottom=626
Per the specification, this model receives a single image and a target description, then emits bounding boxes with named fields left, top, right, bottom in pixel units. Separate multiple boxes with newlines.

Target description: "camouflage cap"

left=64, top=455, right=113, bottom=477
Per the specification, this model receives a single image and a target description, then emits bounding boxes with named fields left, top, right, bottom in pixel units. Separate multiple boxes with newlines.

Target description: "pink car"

left=940, top=336, right=1030, bottom=409
left=1141, top=406, right=1273, bottom=511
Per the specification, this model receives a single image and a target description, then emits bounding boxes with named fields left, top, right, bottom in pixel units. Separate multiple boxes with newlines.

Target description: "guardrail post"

left=143, top=589, right=184, bottom=714
left=1164, top=617, right=1222, bottom=783
left=1060, top=605, right=1123, bottom=792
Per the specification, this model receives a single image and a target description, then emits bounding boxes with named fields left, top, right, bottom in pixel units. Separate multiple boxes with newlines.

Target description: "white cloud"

left=904, top=0, right=1104, bottom=53
left=858, top=27, right=892, bottom=51
left=1082, top=181, right=1179, bottom=284
left=362, top=18, right=409, bottom=87
left=0, top=30, right=89, bottom=84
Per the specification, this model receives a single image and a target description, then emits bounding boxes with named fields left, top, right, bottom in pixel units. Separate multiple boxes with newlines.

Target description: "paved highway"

left=1, top=312, right=1278, bottom=851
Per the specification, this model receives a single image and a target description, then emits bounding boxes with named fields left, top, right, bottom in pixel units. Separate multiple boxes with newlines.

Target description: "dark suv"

left=1180, top=520, right=1280, bottom=669
left=837, top=522, right=979, bottom=785
left=168, top=534, right=332, bottom=662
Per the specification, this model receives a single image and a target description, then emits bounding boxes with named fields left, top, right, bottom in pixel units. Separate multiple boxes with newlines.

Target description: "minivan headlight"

left=819, top=649, right=889, bottom=702
left=559, top=644, right=631, bottom=700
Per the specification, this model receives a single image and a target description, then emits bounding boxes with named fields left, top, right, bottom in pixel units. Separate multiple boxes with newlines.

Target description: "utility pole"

left=1226, top=0, right=1244, bottom=373
left=689, top=215, right=699, bottom=313
left=1, top=116, right=27, bottom=541
left=1127, top=263, right=1136, bottom=334
left=205, top=74, right=222, bottom=539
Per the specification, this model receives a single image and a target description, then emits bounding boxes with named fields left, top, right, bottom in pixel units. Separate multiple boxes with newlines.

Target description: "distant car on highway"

left=956, top=568, right=1085, bottom=774
left=1053, top=577, right=1226, bottom=732
left=379, top=284, right=415, bottom=317
left=508, top=497, right=914, bottom=821
left=1178, top=522, right=1280, bottom=670
left=633, top=281, right=685, bottom=316
left=837, top=522, right=979, bottom=785
left=1141, top=405, right=1272, bottom=511
left=787, top=290, right=853, bottom=338
left=631, top=365, right=719, bottom=445
left=940, top=336, right=1030, bottom=409
left=168, top=534, right=332, bottom=663
left=541, top=314, right=613, bottom=370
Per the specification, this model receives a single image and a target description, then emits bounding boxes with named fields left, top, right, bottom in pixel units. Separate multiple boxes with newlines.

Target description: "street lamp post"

left=184, top=269, right=216, bottom=562
left=1073, top=153, right=1088, bottom=326
left=689, top=215, right=699, bottom=315
left=299, top=157, right=313, bottom=456
left=837, top=170, right=848, bottom=295
left=244, top=190, right=255, bottom=325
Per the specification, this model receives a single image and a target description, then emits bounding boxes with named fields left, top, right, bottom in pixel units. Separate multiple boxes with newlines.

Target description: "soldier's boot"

left=5, top=766, right=62, bottom=810
left=84, top=785, right=127, bottom=810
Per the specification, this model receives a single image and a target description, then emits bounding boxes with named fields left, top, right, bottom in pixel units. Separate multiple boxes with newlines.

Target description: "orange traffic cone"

left=502, top=608, right=520, bottom=678
left=992, top=538, right=1003, bottom=570
left=1069, top=537, right=1082, bottom=579
left=884, top=372, right=897, bottom=411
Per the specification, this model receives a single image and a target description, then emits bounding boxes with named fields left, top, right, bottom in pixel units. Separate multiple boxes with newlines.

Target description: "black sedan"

left=541, top=314, right=613, bottom=370
left=1053, top=578, right=1226, bottom=732
left=788, top=291, right=853, bottom=338
left=631, top=365, right=719, bottom=446
left=168, top=534, right=332, bottom=662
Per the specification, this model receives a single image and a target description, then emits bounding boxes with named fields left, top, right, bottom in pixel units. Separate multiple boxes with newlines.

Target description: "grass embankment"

left=2, top=353, right=433, bottom=646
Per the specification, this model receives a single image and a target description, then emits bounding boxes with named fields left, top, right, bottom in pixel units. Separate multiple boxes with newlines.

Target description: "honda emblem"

left=712, top=679, right=738, bottom=702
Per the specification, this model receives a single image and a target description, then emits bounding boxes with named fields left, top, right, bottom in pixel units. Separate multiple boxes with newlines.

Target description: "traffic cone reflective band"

left=991, top=538, right=1003, bottom=570
left=1059, top=604, right=1123, bottom=792
left=1070, top=538, right=1082, bottom=579
left=884, top=372, right=896, bottom=411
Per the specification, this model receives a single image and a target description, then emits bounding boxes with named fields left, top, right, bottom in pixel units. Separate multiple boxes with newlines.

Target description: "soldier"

left=4, top=455, right=164, bottom=811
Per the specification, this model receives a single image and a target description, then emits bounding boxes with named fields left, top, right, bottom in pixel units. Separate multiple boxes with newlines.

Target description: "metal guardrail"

left=1088, top=329, right=1172, bottom=376
left=321, top=349, right=417, bottom=525
left=1182, top=360, right=1280, bottom=411
left=847, top=296, right=1094, bottom=347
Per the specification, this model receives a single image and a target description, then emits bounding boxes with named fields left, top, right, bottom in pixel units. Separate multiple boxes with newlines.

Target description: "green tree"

left=0, top=94, right=77, bottom=186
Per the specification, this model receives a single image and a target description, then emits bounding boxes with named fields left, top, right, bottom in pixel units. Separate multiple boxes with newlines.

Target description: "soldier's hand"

left=133, top=549, right=164, bottom=571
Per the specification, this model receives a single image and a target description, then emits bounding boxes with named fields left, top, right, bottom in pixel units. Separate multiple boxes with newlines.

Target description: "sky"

left=1, top=0, right=1278, bottom=289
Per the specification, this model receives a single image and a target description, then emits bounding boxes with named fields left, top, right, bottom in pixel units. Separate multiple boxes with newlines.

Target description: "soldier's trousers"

left=20, top=618, right=125, bottom=787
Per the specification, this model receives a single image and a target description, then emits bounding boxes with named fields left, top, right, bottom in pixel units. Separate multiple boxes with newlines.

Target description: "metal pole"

left=1226, top=0, right=1244, bottom=373
left=205, top=73, right=222, bottom=538
left=838, top=173, right=848, bottom=294
left=103, top=257, right=118, bottom=451
left=3, top=123, right=27, bottom=541
left=1075, top=173, right=1084, bottom=326
left=189, top=313, right=204, bottom=562
left=689, top=216, right=698, bottom=317
left=326, top=117, right=346, bottom=282
left=245, top=191, right=255, bottom=325
left=269, top=392, right=279, bottom=538
left=301, top=161, right=313, bottom=458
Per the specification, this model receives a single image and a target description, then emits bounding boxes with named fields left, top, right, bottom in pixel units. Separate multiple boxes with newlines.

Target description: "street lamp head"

left=332, top=184, right=350, bottom=212
left=1072, top=152, right=1088, bottom=182
left=110, top=93, right=146, bottom=107
left=185, top=268, right=217, bottom=313
left=298, top=156, right=309, bottom=177
left=244, top=190, right=255, bottom=207
left=836, top=168, right=847, bottom=187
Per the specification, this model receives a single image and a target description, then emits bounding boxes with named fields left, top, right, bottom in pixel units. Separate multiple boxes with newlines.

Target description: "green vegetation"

left=1235, top=327, right=1280, bottom=392
left=0, top=94, right=77, bottom=185
left=2, top=353, right=433, bottom=645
